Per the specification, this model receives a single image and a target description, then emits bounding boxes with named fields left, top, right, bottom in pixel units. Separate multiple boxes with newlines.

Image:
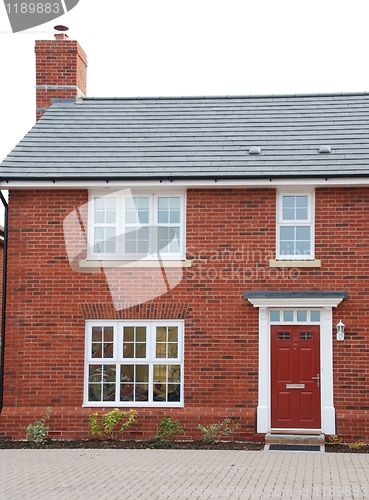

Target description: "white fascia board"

left=2, top=176, right=369, bottom=189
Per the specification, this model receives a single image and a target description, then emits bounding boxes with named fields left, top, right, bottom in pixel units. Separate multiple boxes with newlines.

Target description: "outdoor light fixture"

left=336, top=320, right=345, bottom=341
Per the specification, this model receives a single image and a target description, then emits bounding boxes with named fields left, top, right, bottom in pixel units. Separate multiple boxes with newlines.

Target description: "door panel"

left=271, top=325, right=320, bottom=429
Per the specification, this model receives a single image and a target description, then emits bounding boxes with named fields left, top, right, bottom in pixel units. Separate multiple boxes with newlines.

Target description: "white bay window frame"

left=276, top=189, right=315, bottom=260
left=88, top=190, right=186, bottom=260
left=84, top=320, right=184, bottom=407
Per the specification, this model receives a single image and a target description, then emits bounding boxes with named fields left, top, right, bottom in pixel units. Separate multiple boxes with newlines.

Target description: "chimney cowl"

left=54, top=25, right=69, bottom=40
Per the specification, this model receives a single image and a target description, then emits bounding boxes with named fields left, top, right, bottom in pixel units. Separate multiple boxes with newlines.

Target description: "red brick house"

left=0, top=33, right=368, bottom=443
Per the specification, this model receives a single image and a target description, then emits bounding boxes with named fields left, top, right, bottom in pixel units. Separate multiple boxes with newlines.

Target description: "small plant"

left=155, top=416, right=183, bottom=442
left=348, top=441, right=365, bottom=450
left=198, top=417, right=240, bottom=444
left=23, top=407, right=52, bottom=445
left=89, top=408, right=137, bottom=440
left=328, top=435, right=344, bottom=445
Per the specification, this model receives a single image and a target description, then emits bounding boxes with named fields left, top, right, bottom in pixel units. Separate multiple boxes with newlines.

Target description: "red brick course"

left=0, top=187, right=368, bottom=442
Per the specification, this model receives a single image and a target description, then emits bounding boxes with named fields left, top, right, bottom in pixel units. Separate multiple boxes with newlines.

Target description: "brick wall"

left=1, top=187, right=369, bottom=442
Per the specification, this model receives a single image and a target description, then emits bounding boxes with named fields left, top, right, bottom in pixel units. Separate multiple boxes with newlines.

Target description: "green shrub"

left=348, top=441, right=365, bottom=450
left=23, top=407, right=52, bottom=445
left=328, top=435, right=344, bottom=445
left=198, top=417, right=240, bottom=443
left=89, top=408, right=137, bottom=440
left=155, top=416, right=183, bottom=442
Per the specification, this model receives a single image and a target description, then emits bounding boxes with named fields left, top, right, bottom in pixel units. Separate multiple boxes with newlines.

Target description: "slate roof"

left=2, top=93, right=369, bottom=181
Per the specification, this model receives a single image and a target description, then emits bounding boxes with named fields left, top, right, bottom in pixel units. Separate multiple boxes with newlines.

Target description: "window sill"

left=269, top=259, right=321, bottom=268
left=79, top=259, right=192, bottom=269
left=83, top=402, right=184, bottom=408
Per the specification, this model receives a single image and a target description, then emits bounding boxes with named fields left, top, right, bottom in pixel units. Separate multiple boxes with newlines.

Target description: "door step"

left=264, top=432, right=325, bottom=451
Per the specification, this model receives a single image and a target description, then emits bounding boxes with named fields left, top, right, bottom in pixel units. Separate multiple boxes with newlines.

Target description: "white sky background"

left=0, top=0, right=369, bottom=169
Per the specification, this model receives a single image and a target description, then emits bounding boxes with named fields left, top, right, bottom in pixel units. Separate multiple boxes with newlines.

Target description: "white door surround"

left=244, top=291, right=347, bottom=435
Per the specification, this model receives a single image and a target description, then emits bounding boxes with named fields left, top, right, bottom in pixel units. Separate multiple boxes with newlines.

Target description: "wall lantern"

left=336, top=320, right=345, bottom=341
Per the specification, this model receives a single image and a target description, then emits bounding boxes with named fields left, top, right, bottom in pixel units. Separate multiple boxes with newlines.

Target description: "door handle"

left=312, top=374, right=320, bottom=387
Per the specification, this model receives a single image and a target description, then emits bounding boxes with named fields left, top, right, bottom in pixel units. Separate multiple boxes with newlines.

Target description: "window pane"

left=170, top=197, right=180, bottom=210
left=280, top=226, right=294, bottom=240
left=296, top=241, right=311, bottom=256
left=153, top=365, right=167, bottom=401
left=94, top=227, right=104, bottom=241
left=137, top=198, right=149, bottom=210
left=126, top=197, right=149, bottom=225
left=126, top=211, right=137, bottom=224
left=153, top=364, right=181, bottom=402
left=170, top=211, right=180, bottom=224
left=125, top=228, right=148, bottom=254
left=297, top=311, right=307, bottom=322
left=94, top=197, right=104, bottom=211
left=280, top=241, right=294, bottom=256
left=134, top=365, right=149, bottom=401
left=283, top=208, right=295, bottom=220
left=282, top=195, right=308, bottom=221
left=158, top=227, right=180, bottom=254
left=92, top=328, right=102, bottom=342
left=283, top=196, right=295, bottom=208
left=106, top=198, right=116, bottom=210
left=106, top=212, right=116, bottom=224
left=138, top=210, right=149, bottom=224
left=156, top=327, right=166, bottom=343
left=310, top=311, right=320, bottom=322
left=156, top=343, right=166, bottom=358
left=94, top=197, right=116, bottom=224
left=283, top=311, right=293, bottom=322
left=158, top=198, right=169, bottom=209
left=168, top=343, right=178, bottom=358
left=155, top=326, right=179, bottom=359
left=270, top=311, right=280, bottom=322
left=126, top=197, right=136, bottom=210
left=296, top=207, right=308, bottom=220
left=158, top=197, right=181, bottom=225
left=88, top=364, right=116, bottom=402
left=123, top=327, right=134, bottom=358
left=158, top=211, right=168, bottom=223
left=125, top=241, right=137, bottom=254
left=105, top=240, right=116, bottom=253
left=94, top=210, right=104, bottom=224
left=296, top=226, right=310, bottom=240
left=120, top=365, right=134, bottom=401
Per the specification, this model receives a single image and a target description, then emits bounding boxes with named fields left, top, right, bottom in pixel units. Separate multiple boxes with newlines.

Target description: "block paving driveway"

left=1, top=449, right=369, bottom=499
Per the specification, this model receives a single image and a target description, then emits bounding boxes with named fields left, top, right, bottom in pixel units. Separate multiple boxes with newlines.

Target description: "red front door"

left=271, top=325, right=321, bottom=429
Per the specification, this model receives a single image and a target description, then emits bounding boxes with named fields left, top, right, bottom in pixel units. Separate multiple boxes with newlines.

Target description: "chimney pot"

left=54, top=33, right=69, bottom=40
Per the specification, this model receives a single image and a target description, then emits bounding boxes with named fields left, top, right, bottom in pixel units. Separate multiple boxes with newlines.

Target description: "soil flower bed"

left=0, top=439, right=264, bottom=450
left=0, top=439, right=368, bottom=452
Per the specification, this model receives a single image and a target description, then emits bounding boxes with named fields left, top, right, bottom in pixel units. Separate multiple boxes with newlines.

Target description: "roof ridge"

left=81, top=92, right=369, bottom=101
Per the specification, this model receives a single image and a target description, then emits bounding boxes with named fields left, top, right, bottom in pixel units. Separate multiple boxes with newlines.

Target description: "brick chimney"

left=35, top=30, right=87, bottom=121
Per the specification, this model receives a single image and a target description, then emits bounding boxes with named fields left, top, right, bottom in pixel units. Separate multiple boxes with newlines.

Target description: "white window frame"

left=84, top=320, right=184, bottom=407
left=276, top=189, right=315, bottom=260
left=88, top=190, right=186, bottom=260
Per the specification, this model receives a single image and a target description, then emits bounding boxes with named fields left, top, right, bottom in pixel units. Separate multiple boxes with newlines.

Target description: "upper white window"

left=88, top=190, right=185, bottom=260
left=277, top=191, right=314, bottom=259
